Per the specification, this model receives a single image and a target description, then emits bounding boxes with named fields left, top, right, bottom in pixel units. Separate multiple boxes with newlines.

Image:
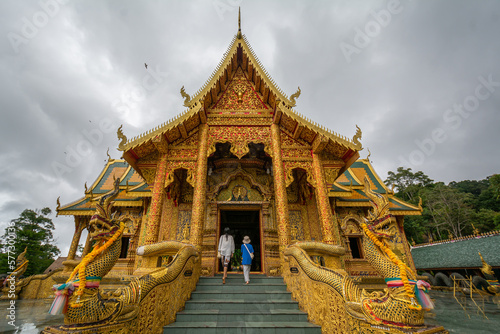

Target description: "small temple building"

left=411, top=231, right=500, bottom=278
left=56, top=19, right=421, bottom=284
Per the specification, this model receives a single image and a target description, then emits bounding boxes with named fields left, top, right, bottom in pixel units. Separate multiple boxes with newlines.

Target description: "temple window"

left=348, top=237, right=363, bottom=259
left=119, top=237, right=130, bottom=258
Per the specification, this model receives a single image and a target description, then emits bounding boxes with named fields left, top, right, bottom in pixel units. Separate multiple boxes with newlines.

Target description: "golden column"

left=270, top=123, right=291, bottom=257
left=190, top=123, right=209, bottom=248
left=144, top=153, right=168, bottom=245
left=67, top=217, right=84, bottom=260
left=312, top=153, right=339, bottom=244
left=81, top=229, right=92, bottom=257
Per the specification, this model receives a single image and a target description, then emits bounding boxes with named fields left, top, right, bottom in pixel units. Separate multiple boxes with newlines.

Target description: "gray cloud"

left=0, top=0, right=499, bottom=254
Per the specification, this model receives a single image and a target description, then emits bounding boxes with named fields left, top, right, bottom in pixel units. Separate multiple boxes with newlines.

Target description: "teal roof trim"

left=129, top=183, right=151, bottom=193
left=338, top=170, right=361, bottom=186
left=330, top=183, right=350, bottom=192
left=411, top=234, right=500, bottom=269
left=389, top=198, right=419, bottom=211
left=349, top=161, right=386, bottom=194
left=119, top=168, right=141, bottom=187
left=62, top=197, right=91, bottom=211
left=93, top=161, right=128, bottom=194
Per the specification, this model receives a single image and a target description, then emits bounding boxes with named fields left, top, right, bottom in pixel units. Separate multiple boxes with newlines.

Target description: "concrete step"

left=190, top=291, right=292, bottom=300
left=200, top=275, right=283, bottom=284
left=175, top=309, right=309, bottom=323
left=183, top=299, right=300, bottom=311
left=195, top=283, right=288, bottom=292
left=163, top=274, right=321, bottom=333
left=163, top=321, right=321, bottom=334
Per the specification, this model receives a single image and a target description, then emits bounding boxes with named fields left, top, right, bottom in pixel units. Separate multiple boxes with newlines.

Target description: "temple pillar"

left=270, top=124, right=290, bottom=258
left=190, top=123, right=209, bottom=248
left=312, top=153, right=339, bottom=245
left=67, top=216, right=84, bottom=260
left=81, top=230, right=92, bottom=257
left=145, top=154, right=168, bottom=245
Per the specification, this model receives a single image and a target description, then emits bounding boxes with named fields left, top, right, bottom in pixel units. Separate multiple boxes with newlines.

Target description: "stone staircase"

left=163, top=274, right=321, bottom=333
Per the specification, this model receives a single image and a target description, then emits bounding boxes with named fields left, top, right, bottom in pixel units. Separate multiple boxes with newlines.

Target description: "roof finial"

left=237, top=7, right=242, bottom=39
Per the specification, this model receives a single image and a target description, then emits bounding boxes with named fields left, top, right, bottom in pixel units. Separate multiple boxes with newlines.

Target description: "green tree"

left=423, top=184, right=475, bottom=239
left=471, top=208, right=500, bottom=232
left=385, top=167, right=434, bottom=202
left=490, top=174, right=500, bottom=200
left=0, top=208, right=60, bottom=276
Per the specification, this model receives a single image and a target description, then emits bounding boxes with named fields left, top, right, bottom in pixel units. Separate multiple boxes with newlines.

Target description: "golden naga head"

left=17, top=247, right=28, bottom=265
left=363, top=176, right=396, bottom=239
left=88, top=177, right=121, bottom=241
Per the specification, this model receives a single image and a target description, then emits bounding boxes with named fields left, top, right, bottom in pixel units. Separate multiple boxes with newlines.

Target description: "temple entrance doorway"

left=218, top=209, right=262, bottom=273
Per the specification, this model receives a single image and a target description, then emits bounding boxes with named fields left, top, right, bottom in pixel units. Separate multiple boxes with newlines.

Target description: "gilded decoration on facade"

left=216, top=177, right=263, bottom=202
left=324, top=167, right=340, bottom=184
left=190, top=124, right=209, bottom=247
left=167, top=148, right=198, bottom=160
left=164, top=161, right=196, bottom=188
left=210, top=167, right=270, bottom=202
left=270, top=124, right=290, bottom=256
left=283, top=161, right=316, bottom=188
left=214, top=67, right=267, bottom=110
left=146, top=156, right=168, bottom=245
left=281, top=133, right=309, bottom=147
left=176, top=211, right=192, bottom=241
left=207, top=126, right=271, bottom=159
left=282, top=148, right=312, bottom=161
left=289, top=210, right=305, bottom=242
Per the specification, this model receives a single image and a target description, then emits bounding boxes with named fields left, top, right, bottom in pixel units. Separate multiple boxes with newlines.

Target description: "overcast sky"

left=1, top=0, right=499, bottom=256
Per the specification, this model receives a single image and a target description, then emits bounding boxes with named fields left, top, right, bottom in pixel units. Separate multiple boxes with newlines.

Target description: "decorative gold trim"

left=180, top=86, right=191, bottom=107
left=289, top=87, right=301, bottom=107
left=119, top=103, right=202, bottom=151
left=279, top=104, right=362, bottom=151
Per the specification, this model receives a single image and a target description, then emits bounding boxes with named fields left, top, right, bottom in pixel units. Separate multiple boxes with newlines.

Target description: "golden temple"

left=9, top=10, right=449, bottom=334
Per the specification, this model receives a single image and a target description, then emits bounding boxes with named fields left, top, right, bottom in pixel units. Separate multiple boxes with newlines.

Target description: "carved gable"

left=213, top=67, right=267, bottom=110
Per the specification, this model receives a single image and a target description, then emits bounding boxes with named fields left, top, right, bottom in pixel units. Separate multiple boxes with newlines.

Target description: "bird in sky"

left=144, top=63, right=148, bottom=69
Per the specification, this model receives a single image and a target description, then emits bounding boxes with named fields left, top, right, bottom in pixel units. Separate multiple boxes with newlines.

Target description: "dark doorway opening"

left=348, top=237, right=363, bottom=259
left=219, top=210, right=261, bottom=273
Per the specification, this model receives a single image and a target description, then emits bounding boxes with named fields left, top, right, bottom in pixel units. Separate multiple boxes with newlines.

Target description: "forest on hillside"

left=385, top=168, right=500, bottom=244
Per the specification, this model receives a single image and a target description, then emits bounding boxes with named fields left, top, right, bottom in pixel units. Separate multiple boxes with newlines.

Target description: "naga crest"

left=117, top=125, right=127, bottom=151
left=180, top=86, right=191, bottom=107
left=289, top=86, right=301, bottom=107
left=363, top=176, right=396, bottom=239
left=88, top=178, right=122, bottom=241
left=17, top=247, right=28, bottom=266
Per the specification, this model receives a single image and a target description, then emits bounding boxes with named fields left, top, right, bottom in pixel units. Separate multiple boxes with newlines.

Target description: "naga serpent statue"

left=45, top=178, right=199, bottom=333
left=284, top=177, right=440, bottom=332
left=1, top=247, right=29, bottom=300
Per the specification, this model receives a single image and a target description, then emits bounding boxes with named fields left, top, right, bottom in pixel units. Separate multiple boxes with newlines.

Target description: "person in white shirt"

left=218, top=227, right=235, bottom=284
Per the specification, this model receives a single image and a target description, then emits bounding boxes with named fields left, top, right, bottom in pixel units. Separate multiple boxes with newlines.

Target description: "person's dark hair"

left=224, top=227, right=230, bottom=241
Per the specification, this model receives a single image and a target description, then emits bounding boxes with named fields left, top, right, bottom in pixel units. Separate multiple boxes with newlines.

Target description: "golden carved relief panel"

left=325, top=141, right=349, bottom=158
left=207, top=126, right=271, bottom=159
left=282, top=148, right=312, bottom=161
left=216, top=176, right=264, bottom=202
left=283, top=161, right=316, bottom=188
left=167, top=148, right=198, bottom=160
left=214, top=67, right=267, bottom=110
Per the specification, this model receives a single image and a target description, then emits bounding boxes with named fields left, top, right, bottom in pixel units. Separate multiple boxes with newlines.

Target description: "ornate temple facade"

left=56, top=24, right=421, bottom=283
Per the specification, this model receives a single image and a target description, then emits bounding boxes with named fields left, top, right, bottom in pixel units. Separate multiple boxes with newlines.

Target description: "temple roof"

left=57, top=159, right=150, bottom=216
left=330, top=159, right=422, bottom=215
left=117, top=15, right=362, bottom=173
left=411, top=232, right=500, bottom=269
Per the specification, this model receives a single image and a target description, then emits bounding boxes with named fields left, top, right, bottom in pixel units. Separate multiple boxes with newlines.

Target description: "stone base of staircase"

left=164, top=274, right=321, bottom=333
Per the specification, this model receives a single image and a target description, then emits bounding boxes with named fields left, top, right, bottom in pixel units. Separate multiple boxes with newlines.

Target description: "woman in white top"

left=218, top=227, right=235, bottom=284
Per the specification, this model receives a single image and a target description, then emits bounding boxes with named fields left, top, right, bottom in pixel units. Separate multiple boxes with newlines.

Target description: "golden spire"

left=237, top=7, right=242, bottom=39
